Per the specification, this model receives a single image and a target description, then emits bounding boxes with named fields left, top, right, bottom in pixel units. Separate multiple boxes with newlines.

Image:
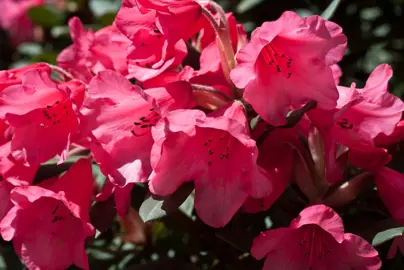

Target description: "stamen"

left=261, top=44, right=293, bottom=79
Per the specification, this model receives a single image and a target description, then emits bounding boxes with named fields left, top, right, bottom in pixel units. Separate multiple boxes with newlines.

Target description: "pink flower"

left=231, top=11, right=347, bottom=126
left=0, top=159, right=95, bottom=270
left=310, top=64, right=404, bottom=173
left=0, top=141, right=38, bottom=221
left=149, top=102, right=271, bottom=227
left=375, top=120, right=404, bottom=147
left=57, top=17, right=132, bottom=83
left=251, top=204, right=381, bottom=270
left=0, top=0, right=43, bottom=45
left=0, top=68, right=84, bottom=165
left=333, top=64, right=404, bottom=148
left=0, top=63, right=50, bottom=91
left=115, top=5, right=187, bottom=81
left=374, top=167, right=404, bottom=224
left=124, top=0, right=204, bottom=43
left=81, top=70, right=194, bottom=216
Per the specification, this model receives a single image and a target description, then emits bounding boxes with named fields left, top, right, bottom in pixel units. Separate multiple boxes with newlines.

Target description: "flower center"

left=261, top=44, right=293, bottom=79
left=202, top=130, right=234, bottom=166
left=130, top=107, right=160, bottom=136
left=296, top=225, right=333, bottom=266
left=133, top=26, right=165, bottom=69
left=336, top=117, right=354, bottom=129
left=39, top=99, right=74, bottom=129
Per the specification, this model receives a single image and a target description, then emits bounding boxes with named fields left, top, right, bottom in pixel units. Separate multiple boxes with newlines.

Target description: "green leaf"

left=236, top=0, right=264, bottom=14
left=28, top=6, right=65, bottom=28
left=178, top=192, right=194, bottom=218
left=321, top=0, right=341, bottom=20
left=17, top=43, right=42, bottom=57
left=372, top=227, right=404, bottom=246
left=139, top=182, right=194, bottom=222
left=31, top=51, right=59, bottom=65
left=98, top=12, right=117, bottom=27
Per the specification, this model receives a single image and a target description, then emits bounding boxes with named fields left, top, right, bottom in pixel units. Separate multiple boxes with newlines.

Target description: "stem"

left=47, top=64, right=87, bottom=85
left=191, top=84, right=232, bottom=101
left=200, top=4, right=236, bottom=97
left=209, top=1, right=230, bottom=37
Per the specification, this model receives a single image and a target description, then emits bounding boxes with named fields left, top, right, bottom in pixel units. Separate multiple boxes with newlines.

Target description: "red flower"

left=115, top=5, right=187, bottom=81
left=0, top=141, right=38, bottom=221
left=0, top=63, right=50, bottom=91
left=57, top=17, right=132, bottom=83
left=124, top=0, right=205, bottom=43
left=309, top=64, right=404, bottom=174
left=149, top=102, right=271, bottom=227
left=251, top=204, right=381, bottom=269
left=0, top=68, right=85, bottom=165
left=231, top=11, right=347, bottom=126
left=81, top=70, right=194, bottom=216
left=0, top=159, right=95, bottom=270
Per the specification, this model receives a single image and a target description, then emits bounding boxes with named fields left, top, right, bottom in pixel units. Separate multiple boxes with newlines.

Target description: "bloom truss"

left=0, top=0, right=404, bottom=269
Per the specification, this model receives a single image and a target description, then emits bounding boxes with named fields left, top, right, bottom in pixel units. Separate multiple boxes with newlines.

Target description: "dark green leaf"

left=372, top=227, right=404, bottom=246
left=236, top=0, right=264, bottom=14
left=98, top=12, right=117, bottom=26
left=31, top=51, right=59, bottom=65
left=28, top=6, right=65, bottom=28
left=139, top=182, right=194, bottom=222
left=321, top=0, right=341, bottom=20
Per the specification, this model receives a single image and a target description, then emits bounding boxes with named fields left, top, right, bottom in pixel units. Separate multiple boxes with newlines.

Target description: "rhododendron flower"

left=115, top=5, right=187, bottom=81
left=0, top=63, right=50, bottom=91
left=332, top=64, right=404, bottom=148
left=81, top=70, right=194, bottom=216
left=149, top=102, right=271, bottom=227
left=231, top=11, right=347, bottom=126
left=375, top=120, right=404, bottom=147
left=0, top=68, right=84, bottom=165
left=309, top=64, right=404, bottom=173
left=0, top=0, right=43, bottom=45
left=251, top=204, right=381, bottom=269
left=57, top=17, right=132, bottom=83
left=0, top=142, right=38, bottom=221
left=123, top=0, right=204, bottom=43
left=0, top=159, right=95, bottom=270
left=374, top=167, right=404, bottom=224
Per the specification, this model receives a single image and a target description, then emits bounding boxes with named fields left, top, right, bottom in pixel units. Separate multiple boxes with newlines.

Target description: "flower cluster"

left=1, top=0, right=404, bottom=269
